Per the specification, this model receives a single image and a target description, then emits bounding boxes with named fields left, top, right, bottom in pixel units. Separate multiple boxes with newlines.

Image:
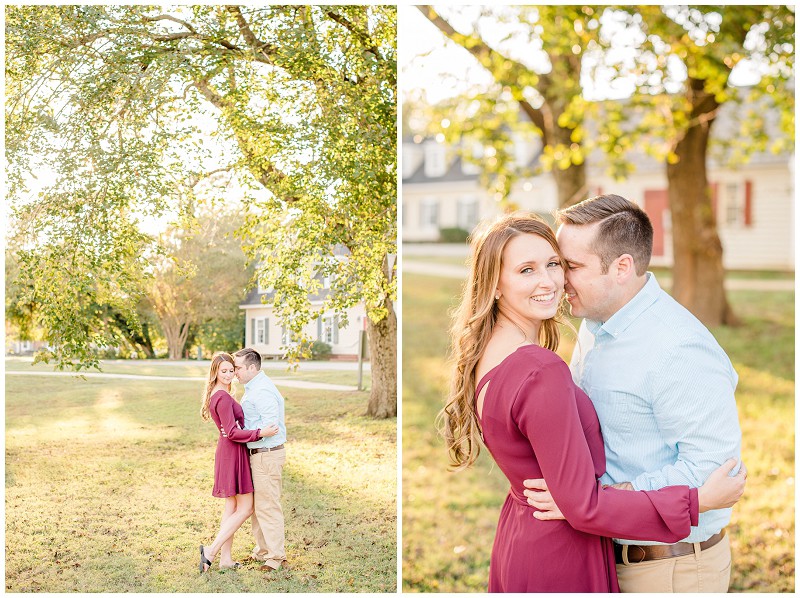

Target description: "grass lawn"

left=404, top=256, right=469, bottom=267
left=6, top=366, right=395, bottom=592
left=402, top=272, right=794, bottom=592
left=403, top=254, right=793, bottom=282
left=4, top=358, right=372, bottom=389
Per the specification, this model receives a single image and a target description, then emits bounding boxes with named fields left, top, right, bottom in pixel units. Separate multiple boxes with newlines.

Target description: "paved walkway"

left=4, top=370, right=358, bottom=391
left=403, top=260, right=794, bottom=291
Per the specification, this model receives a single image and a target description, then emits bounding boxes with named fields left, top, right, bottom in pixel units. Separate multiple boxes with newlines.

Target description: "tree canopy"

left=7, top=5, right=397, bottom=415
left=412, top=5, right=793, bottom=326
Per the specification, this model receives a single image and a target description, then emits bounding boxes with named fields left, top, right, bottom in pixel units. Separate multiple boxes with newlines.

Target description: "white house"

left=239, top=279, right=367, bottom=361
left=402, top=106, right=794, bottom=271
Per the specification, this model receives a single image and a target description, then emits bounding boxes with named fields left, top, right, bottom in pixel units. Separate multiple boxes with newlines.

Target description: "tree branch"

left=225, top=5, right=276, bottom=64
left=192, top=77, right=298, bottom=202
left=325, top=9, right=380, bottom=59
left=418, top=5, right=548, bottom=140
left=142, top=14, right=198, bottom=34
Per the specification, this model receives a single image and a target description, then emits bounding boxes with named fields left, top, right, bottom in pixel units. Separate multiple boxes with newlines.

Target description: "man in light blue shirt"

left=234, top=348, right=287, bottom=571
left=523, top=194, right=744, bottom=592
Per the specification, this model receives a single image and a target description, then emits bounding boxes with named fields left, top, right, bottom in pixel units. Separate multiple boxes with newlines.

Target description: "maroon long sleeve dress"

left=209, top=389, right=261, bottom=498
left=476, top=345, right=699, bottom=592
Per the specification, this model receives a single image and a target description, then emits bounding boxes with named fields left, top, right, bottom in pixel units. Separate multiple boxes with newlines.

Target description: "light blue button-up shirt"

left=241, top=371, right=286, bottom=450
left=570, top=273, right=741, bottom=544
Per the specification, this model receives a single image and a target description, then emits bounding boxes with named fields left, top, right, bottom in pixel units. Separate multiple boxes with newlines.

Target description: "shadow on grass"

left=6, top=375, right=396, bottom=593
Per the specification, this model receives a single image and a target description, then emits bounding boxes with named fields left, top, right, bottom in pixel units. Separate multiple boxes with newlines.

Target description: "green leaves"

left=7, top=5, right=396, bottom=381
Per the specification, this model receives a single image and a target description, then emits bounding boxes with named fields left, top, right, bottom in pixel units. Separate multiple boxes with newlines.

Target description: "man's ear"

left=614, top=254, right=637, bottom=283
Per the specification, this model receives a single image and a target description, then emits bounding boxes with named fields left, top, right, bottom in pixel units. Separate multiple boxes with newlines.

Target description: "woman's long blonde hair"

left=439, top=213, right=568, bottom=471
left=201, top=352, right=235, bottom=421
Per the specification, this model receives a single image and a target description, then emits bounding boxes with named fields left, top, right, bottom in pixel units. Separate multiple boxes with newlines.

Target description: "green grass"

left=403, top=256, right=469, bottom=267
left=6, top=368, right=395, bottom=592
left=4, top=358, right=372, bottom=389
left=402, top=272, right=794, bottom=593
left=648, top=267, right=794, bottom=281
left=402, top=257, right=794, bottom=281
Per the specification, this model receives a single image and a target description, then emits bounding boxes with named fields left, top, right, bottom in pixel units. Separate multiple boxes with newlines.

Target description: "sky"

left=399, top=5, right=766, bottom=106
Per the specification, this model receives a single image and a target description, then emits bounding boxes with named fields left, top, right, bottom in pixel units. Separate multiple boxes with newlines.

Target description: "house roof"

left=404, top=93, right=792, bottom=184
left=240, top=285, right=332, bottom=309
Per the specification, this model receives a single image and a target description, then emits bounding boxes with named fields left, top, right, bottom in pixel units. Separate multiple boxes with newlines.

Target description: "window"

left=419, top=198, right=439, bottom=229
left=717, top=181, right=752, bottom=227
left=457, top=197, right=479, bottom=230
left=424, top=143, right=448, bottom=178
left=257, top=318, right=269, bottom=344
left=251, top=318, right=269, bottom=345
left=318, top=315, right=339, bottom=345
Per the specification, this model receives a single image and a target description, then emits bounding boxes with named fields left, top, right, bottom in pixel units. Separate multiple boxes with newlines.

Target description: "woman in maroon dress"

left=198, top=352, right=278, bottom=573
left=441, top=214, right=745, bottom=592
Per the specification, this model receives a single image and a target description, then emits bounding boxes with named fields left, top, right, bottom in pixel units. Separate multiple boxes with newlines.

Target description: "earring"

left=495, top=295, right=500, bottom=301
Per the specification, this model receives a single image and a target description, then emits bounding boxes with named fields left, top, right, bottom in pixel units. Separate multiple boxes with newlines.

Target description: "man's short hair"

left=234, top=347, right=262, bottom=370
left=556, top=194, right=653, bottom=275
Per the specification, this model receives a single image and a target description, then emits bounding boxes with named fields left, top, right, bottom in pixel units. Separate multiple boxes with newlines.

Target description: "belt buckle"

left=629, top=545, right=647, bottom=564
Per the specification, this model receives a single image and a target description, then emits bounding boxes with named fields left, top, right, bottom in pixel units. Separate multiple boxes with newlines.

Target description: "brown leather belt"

left=614, top=529, right=726, bottom=564
left=249, top=444, right=284, bottom=455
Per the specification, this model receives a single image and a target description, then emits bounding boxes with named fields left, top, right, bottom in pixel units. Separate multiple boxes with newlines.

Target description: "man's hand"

left=259, top=424, right=279, bottom=438
left=522, top=478, right=565, bottom=520
left=603, top=481, right=634, bottom=491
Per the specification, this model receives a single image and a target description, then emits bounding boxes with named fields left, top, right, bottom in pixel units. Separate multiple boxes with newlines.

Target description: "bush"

left=438, top=227, right=470, bottom=243
left=309, top=340, right=332, bottom=360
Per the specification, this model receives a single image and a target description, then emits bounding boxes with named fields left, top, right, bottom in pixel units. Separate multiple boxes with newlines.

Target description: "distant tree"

left=193, top=313, right=247, bottom=357
left=6, top=6, right=396, bottom=416
left=147, top=207, right=250, bottom=360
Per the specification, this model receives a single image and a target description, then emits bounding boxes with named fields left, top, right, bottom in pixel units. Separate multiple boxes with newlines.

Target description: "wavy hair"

left=439, top=213, right=569, bottom=471
left=200, top=352, right=235, bottom=421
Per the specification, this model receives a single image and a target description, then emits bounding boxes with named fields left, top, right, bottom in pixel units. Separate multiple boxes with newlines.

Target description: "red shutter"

left=744, top=180, right=753, bottom=227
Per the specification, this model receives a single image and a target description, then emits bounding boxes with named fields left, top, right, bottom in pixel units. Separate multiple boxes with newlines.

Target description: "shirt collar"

left=585, top=272, right=661, bottom=339
left=245, top=370, right=265, bottom=390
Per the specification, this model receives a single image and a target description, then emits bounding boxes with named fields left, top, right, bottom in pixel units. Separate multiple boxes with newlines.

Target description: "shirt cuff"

left=688, top=487, right=699, bottom=527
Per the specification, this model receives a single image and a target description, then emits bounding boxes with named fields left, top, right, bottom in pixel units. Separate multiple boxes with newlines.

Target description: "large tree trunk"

left=666, top=80, right=736, bottom=326
left=365, top=298, right=397, bottom=419
left=162, top=319, right=189, bottom=360
left=552, top=123, right=587, bottom=209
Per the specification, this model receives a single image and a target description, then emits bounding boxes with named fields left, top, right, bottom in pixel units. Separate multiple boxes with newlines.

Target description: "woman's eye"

left=547, top=261, right=561, bottom=268
left=520, top=267, right=533, bottom=274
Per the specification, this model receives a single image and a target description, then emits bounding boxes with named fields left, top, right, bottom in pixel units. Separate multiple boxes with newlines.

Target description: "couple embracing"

left=198, top=348, right=287, bottom=573
left=444, top=194, right=746, bottom=592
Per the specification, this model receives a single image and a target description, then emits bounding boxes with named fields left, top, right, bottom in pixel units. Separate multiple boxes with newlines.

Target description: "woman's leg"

left=218, top=498, right=238, bottom=567
left=202, top=493, right=255, bottom=568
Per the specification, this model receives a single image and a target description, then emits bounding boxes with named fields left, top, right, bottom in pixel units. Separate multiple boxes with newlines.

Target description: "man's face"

left=233, top=356, right=257, bottom=384
left=556, top=222, right=618, bottom=322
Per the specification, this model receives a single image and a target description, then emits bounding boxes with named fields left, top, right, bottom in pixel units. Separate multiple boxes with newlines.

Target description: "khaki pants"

left=616, top=534, right=732, bottom=593
left=249, top=448, right=286, bottom=568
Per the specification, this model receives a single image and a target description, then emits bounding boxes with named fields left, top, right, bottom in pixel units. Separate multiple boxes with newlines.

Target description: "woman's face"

left=216, top=360, right=235, bottom=386
left=495, top=233, right=565, bottom=324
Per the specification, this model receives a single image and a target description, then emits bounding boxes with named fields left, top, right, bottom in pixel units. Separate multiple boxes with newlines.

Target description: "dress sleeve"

left=511, top=360, right=699, bottom=542
left=213, top=392, right=261, bottom=443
